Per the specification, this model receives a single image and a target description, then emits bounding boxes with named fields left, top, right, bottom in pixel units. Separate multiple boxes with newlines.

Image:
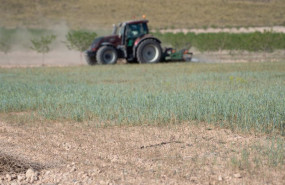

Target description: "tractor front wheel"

left=136, top=39, right=162, bottom=64
left=85, top=53, right=97, bottom=65
left=96, top=46, right=118, bottom=64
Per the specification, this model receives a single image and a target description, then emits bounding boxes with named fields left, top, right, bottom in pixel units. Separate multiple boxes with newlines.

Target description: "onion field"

left=0, top=62, right=284, bottom=135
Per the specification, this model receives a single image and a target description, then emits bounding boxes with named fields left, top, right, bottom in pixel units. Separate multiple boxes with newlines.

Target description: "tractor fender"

left=101, top=42, right=116, bottom=47
left=133, top=36, right=161, bottom=57
left=99, top=42, right=117, bottom=52
left=100, top=42, right=125, bottom=58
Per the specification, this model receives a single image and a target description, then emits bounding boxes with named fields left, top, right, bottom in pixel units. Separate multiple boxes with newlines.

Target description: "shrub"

left=30, top=34, right=56, bottom=65
left=0, top=27, right=14, bottom=55
left=0, top=42, right=11, bottom=54
left=65, top=30, right=97, bottom=62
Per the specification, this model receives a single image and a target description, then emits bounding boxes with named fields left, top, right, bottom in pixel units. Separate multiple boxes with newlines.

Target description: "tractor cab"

left=114, top=20, right=149, bottom=45
left=113, top=20, right=150, bottom=60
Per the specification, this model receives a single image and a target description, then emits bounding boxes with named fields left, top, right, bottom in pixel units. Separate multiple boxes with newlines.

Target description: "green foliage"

left=30, top=34, right=56, bottom=65
left=0, top=42, right=11, bottom=54
left=158, top=32, right=192, bottom=49
left=0, top=27, right=52, bottom=49
left=153, top=31, right=285, bottom=52
left=230, top=139, right=285, bottom=171
left=0, top=62, right=284, bottom=135
left=231, top=149, right=250, bottom=170
left=0, top=27, right=14, bottom=54
left=65, top=30, right=97, bottom=52
left=267, top=138, right=284, bottom=167
left=30, top=34, right=56, bottom=54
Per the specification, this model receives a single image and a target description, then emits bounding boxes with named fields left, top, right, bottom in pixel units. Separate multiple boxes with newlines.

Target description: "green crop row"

left=152, top=31, right=285, bottom=52
left=0, top=62, right=284, bottom=135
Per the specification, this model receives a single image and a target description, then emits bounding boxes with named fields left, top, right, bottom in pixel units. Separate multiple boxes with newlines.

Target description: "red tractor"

left=85, top=20, right=192, bottom=65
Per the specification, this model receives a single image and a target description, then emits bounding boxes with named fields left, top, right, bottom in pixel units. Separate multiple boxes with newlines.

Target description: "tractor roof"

left=124, top=20, right=148, bottom=25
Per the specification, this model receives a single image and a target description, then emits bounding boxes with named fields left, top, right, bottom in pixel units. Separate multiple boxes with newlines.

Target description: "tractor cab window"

left=126, top=23, right=148, bottom=39
left=119, top=25, right=124, bottom=38
left=142, top=23, right=148, bottom=34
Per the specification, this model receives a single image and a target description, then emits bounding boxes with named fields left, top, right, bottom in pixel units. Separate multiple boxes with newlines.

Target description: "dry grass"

left=0, top=0, right=285, bottom=29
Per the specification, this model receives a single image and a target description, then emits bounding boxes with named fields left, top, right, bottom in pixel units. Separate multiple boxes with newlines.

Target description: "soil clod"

left=0, top=153, right=43, bottom=175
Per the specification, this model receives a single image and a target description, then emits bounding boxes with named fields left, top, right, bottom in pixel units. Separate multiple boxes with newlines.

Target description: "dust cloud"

left=0, top=22, right=90, bottom=67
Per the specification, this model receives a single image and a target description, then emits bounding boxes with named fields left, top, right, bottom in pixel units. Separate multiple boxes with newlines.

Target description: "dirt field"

left=0, top=49, right=82, bottom=68
left=1, top=0, right=285, bottom=29
left=1, top=49, right=284, bottom=68
left=0, top=119, right=284, bottom=185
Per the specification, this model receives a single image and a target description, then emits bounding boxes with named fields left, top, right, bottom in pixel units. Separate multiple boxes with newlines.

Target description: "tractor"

left=85, top=20, right=192, bottom=65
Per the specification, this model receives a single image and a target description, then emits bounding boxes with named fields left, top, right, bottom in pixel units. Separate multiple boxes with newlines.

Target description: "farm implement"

left=85, top=19, right=192, bottom=65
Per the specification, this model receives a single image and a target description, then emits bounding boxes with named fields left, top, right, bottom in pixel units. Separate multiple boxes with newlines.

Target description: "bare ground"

left=0, top=119, right=284, bottom=185
left=191, top=49, right=285, bottom=63
left=0, top=49, right=284, bottom=68
left=0, top=50, right=83, bottom=68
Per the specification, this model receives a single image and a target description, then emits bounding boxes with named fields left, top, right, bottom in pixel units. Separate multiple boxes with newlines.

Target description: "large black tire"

left=136, top=39, right=162, bottom=64
left=127, top=58, right=137, bottom=64
left=84, top=51, right=97, bottom=65
left=85, top=55, right=97, bottom=65
left=96, top=46, right=118, bottom=64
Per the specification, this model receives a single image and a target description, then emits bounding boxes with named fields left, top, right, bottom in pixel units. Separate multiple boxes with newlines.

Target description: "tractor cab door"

left=124, top=23, right=148, bottom=59
left=125, top=23, right=148, bottom=46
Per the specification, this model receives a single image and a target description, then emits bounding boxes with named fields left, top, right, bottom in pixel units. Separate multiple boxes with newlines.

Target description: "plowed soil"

left=0, top=120, right=284, bottom=185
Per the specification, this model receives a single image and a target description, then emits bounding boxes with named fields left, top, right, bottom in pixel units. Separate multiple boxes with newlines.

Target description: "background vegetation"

left=0, top=27, right=52, bottom=51
left=153, top=31, right=285, bottom=51
left=0, top=62, right=284, bottom=135
left=65, top=30, right=97, bottom=53
left=30, top=34, right=56, bottom=65
left=1, top=27, right=285, bottom=52
left=0, top=0, right=284, bottom=29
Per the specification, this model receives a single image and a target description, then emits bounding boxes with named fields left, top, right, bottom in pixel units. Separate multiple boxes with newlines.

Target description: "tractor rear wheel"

left=96, top=46, right=118, bottom=64
left=136, top=39, right=162, bottom=64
